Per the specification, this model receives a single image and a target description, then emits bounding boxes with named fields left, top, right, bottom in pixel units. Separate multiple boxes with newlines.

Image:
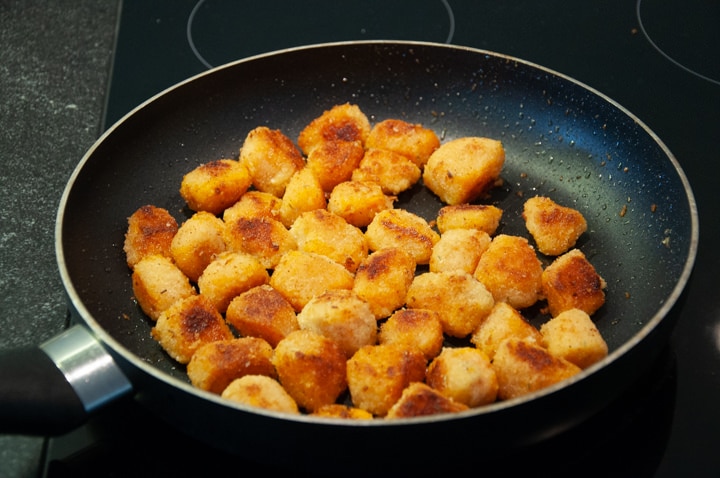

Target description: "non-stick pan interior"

left=59, top=42, right=696, bottom=397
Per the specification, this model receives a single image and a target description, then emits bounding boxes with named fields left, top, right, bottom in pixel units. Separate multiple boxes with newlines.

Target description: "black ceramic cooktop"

left=44, top=0, right=720, bottom=476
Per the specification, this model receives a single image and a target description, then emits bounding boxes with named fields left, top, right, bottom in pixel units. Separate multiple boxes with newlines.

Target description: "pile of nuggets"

left=124, top=103, right=608, bottom=419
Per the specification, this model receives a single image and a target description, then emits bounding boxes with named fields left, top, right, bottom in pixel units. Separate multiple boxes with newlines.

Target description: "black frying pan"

left=0, top=41, right=697, bottom=475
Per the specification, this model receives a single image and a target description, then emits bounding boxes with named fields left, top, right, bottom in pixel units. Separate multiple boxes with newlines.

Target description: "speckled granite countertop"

left=0, top=1, right=119, bottom=476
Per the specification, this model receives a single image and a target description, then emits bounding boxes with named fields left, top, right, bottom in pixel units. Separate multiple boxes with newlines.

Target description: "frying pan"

left=0, top=41, right=697, bottom=475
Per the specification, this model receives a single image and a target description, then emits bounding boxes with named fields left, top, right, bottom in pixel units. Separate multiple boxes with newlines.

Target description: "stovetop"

left=43, top=0, right=720, bottom=476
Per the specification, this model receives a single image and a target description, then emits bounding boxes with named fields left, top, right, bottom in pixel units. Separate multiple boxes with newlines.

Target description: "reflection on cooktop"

left=636, top=0, right=720, bottom=85
left=187, top=0, right=455, bottom=69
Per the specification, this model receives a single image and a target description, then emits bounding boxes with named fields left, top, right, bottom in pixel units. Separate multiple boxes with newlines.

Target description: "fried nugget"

left=170, top=211, right=226, bottom=282
left=311, top=404, right=374, bottom=420
left=352, top=247, right=416, bottom=319
left=239, top=126, right=305, bottom=197
left=124, top=205, right=178, bottom=268
left=279, top=166, right=327, bottom=227
left=406, top=271, right=495, bottom=338
left=151, top=294, right=233, bottom=364
left=197, top=251, right=269, bottom=314
left=180, top=159, right=251, bottom=215
left=386, top=382, right=468, bottom=419
left=473, top=234, right=544, bottom=309
left=187, top=337, right=276, bottom=394
left=221, top=375, right=299, bottom=414
left=423, top=137, right=505, bottom=205
left=131, top=254, right=196, bottom=321
left=222, top=190, right=283, bottom=223
left=470, top=301, right=542, bottom=360
left=225, top=284, right=299, bottom=347
left=540, top=308, right=608, bottom=369
left=365, top=208, right=439, bottom=264
left=541, top=249, right=606, bottom=317
left=436, top=203, right=503, bottom=235
left=223, top=216, right=297, bottom=269
left=327, top=180, right=394, bottom=228
left=297, top=103, right=371, bottom=154
left=351, top=148, right=421, bottom=195
left=523, top=196, right=587, bottom=256
left=429, top=228, right=491, bottom=274
left=426, top=347, right=498, bottom=407
left=365, top=119, right=440, bottom=169
left=378, top=308, right=444, bottom=360
left=273, top=330, right=348, bottom=412
left=305, top=139, right=365, bottom=192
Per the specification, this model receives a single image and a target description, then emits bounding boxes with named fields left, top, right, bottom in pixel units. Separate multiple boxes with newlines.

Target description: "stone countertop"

left=0, top=1, right=119, bottom=476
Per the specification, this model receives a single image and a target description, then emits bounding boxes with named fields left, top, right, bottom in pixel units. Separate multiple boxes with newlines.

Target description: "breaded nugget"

left=493, top=338, right=582, bottom=400
left=473, top=234, right=544, bottom=309
left=327, top=180, right=394, bottom=228
left=279, top=166, right=327, bottom=227
left=305, top=139, right=365, bottom=192
left=365, top=119, right=440, bottom=169
left=378, top=308, right=444, bottom=360
left=351, top=148, right=421, bottom=195
left=406, top=271, right=495, bottom=338
left=187, top=337, right=276, bottom=394
left=180, top=159, right=251, bottom=215
left=436, top=204, right=503, bottom=235
left=470, top=301, right=542, bottom=360
left=221, top=375, right=299, bottom=414
left=541, top=248, right=606, bottom=317
left=540, top=308, right=608, bottom=369
left=170, top=211, right=226, bottom=282
left=223, top=216, right=297, bottom=269
left=429, top=228, right=491, bottom=274
left=222, top=190, right=283, bottom=223
left=296, top=289, right=377, bottom=358
left=124, top=205, right=178, bottom=268
left=131, top=254, right=196, bottom=321
left=346, top=343, right=427, bottom=416
left=523, top=196, right=587, bottom=256
left=426, top=347, right=498, bottom=407
left=423, top=137, right=505, bottom=205
left=352, top=248, right=416, bottom=319
left=197, top=251, right=269, bottom=313
left=269, top=250, right=355, bottom=312
left=225, top=285, right=299, bottom=347
left=311, top=404, right=374, bottom=420
left=386, top=382, right=468, bottom=418
left=289, top=209, right=368, bottom=273
left=238, top=126, right=305, bottom=197
left=151, top=294, right=233, bottom=364
left=365, top=208, right=439, bottom=264
left=297, top=103, right=371, bottom=154
left=273, top=330, right=348, bottom=412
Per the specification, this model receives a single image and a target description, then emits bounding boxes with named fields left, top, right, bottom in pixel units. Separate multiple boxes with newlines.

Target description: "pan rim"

left=55, top=39, right=699, bottom=426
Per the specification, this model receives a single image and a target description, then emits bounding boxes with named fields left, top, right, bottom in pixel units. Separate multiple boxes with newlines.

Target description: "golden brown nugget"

left=426, top=347, right=498, bottom=407
left=305, top=139, right=365, bottom=192
left=297, top=289, right=377, bottom=358
left=378, top=308, right=444, bottom=360
left=297, top=103, right=371, bottom=154
left=223, top=216, right=297, bottom=269
left=221, top=375, right=299, bottom=414
left=470, top=301, right=542, bottom=360
left=423, top=137, right=505, bottom=205
left=269, top=250, right=355, bottom=312
left=273, top=330, right=348, bottom=413
left=170, top=211, right=226, bottom=282
left=365, top=208, right=439, bottom=264
left=541, top=248, right=606, bottom=317
left=197, top=251, right=269, bottom=314
left=124, top=205, right=178, bottom=269
left=346, top=343, right=427, bottom=416
left=540, top=308, right=608, bottom=369
left=351, top=148, right=421, bottom=195
left=180, top=159, right=251, bottom=215
left=386, top=382, right=468, bottom=419
left=225, top=285, right=299, bottom=347
left=429, top=228, right=491, bottom=274
left=327, top=180, right=394, bottom=228
left=222, top=190, right=283, bottom=223
left=311, top=404, right=374, bottom=420
left=492, top=338, right=582, bottom=400
left=289, top=209, right=368, bottom=273
left=436, top=204, right=503, bottom=235
left=473, top=234, right=544, bottom=309
left=352, top=248, right=416, bottom=319
left=131, top=254, right=196, bottom=321
left=151, top=294, right=233, bottom=364
left=523, top=196, right=587, bottom=256
left=238, top=126, right=305, bottom=197
left=365, top=118, right=440, bottom=169
left=187, top=337, right=276, bottom=394
left=279, top=166, right=327, bottom=227
left=406, top=271, right=495, bottom=338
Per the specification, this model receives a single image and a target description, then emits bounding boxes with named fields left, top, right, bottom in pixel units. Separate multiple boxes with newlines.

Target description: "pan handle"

left=0, top=325, right=133, bottom=435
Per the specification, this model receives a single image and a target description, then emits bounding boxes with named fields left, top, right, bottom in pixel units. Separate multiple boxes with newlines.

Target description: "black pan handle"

left=0, top=325, right=133, bottom=435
